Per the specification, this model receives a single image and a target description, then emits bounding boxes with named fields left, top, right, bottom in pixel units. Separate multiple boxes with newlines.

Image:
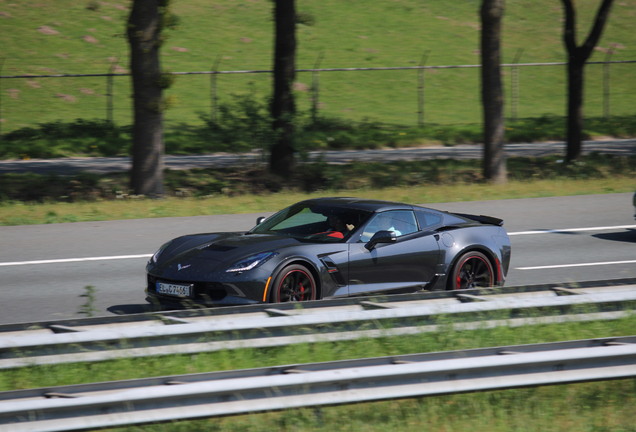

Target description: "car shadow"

left=107, top=304, right=161, bottom=315
left=592, top=228, right=636, bottom=243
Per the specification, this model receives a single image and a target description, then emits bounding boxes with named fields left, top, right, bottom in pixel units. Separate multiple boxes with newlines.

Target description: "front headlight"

left=226, top=251, right=278, bottom=273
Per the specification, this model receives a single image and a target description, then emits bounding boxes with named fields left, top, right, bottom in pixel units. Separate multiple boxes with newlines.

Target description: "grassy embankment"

left=1, top=0, right=635, bottom=131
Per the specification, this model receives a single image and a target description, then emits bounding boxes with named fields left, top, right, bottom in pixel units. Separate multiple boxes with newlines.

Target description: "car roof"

left=300, top=197, right=422, bottom=213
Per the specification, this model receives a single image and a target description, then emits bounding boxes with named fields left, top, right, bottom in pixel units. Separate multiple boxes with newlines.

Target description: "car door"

left=345, top=210, right=441, bottom=295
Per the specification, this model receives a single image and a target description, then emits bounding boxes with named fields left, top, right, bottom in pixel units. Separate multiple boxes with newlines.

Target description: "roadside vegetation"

left=2, top=114, right=636, bottom=160
left=0, top=151, right=633, bottom=226
left=1, top=312, right=635, bottom=431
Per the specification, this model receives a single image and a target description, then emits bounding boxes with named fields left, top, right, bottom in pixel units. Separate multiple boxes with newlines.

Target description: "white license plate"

left=156, top=282, right=192, bottom=298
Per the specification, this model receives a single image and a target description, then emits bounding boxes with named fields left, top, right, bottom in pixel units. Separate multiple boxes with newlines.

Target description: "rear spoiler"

left=452, top=213, right=504, bottom=227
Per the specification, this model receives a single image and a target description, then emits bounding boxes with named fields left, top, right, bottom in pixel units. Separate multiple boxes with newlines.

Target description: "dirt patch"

left=38, top=26, right=59, bottom=35
left=55, top=93, right=77, bottom=103
left=7, top=89, right=20, bottom=100
left=83, top=35, right=99, bottom=44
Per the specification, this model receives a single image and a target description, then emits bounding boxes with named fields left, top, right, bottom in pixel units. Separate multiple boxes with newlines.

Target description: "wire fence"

left=1, top=56, right=635, bottom=135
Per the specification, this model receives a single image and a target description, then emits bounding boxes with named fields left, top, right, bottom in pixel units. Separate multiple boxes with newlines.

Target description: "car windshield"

left=250, top=202, right=372, bottom=242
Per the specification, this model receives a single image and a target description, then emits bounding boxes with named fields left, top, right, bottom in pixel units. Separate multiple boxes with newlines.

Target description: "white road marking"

left=510, top=224, right=636, bottom=271
left=0, top=254, right=152, bottom=267
left=0, top=224, right=634, bottom=268
left=517, top=260, right=636, bottom=271
left=509, top=224, right=636, bottom=236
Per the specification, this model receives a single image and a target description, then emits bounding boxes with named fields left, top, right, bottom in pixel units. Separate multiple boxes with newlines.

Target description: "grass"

left=1, top=312, right=635, bottom=431
left=1, top=0, right=634, bottom=132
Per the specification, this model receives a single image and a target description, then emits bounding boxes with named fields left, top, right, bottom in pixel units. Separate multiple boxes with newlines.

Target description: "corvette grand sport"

left=146, top=197, right=511, bottom=306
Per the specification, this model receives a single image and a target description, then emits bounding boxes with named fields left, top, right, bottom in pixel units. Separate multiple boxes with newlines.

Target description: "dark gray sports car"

left=146, top=197, right=511, bottom=307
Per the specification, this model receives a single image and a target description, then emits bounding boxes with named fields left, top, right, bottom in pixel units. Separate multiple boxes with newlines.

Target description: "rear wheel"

left=271, top=264, right=317, bottom=303
left=448, top=251, right=494, bottom=290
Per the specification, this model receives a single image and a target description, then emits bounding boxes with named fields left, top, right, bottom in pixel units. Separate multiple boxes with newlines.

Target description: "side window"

left=360, top=210, right=418, bottom=242
left=415, top=210, right=443, bottom=229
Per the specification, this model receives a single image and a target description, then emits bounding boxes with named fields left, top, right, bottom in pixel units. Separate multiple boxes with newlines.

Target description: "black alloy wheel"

left=271, top=264, right=317, bottom=302
left=448, top=251, right=495, bottom=290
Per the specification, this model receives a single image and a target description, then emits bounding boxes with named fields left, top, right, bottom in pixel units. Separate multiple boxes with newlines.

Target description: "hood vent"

left=203, top=244, right=236, bottom=252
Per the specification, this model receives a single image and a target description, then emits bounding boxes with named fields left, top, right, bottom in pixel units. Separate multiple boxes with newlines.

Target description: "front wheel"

left=448, top=251, right=494, bottom=290
left=271, top=264, right=317, bottom=303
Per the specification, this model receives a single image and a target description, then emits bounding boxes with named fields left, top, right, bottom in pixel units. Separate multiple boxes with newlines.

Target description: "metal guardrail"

left=2, top=278, right=633, bottom=333
left=1, top=280, right=635, bottom=369
left=1, top=336, right=635, bottom=432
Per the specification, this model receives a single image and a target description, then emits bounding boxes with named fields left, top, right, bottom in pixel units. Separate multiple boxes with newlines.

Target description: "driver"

left=321, top=214, right=355, bottom=239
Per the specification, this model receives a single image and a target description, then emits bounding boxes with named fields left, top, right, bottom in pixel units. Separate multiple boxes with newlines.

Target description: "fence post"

left=417, top=50, right=430, bottom=127
left=210, top=56, right=221, bottom=124
left=510, top=48, right=523, bottom=120
left=603, top=49, right=613, bottom=119
left=311, top=52, right=323, bottom=124
left=0, top=58, right=5, bottom=138
left=106, top=58, right=118, bottom=124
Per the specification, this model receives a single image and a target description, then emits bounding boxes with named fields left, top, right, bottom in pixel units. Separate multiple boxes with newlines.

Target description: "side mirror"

left=256, top=216, right=266, bottom=225
left=365, top=230, right=397, bottom=251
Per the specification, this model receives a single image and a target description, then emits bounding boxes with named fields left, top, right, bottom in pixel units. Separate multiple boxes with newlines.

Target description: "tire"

left=271, top=264, right=317, bottom=303
left=448, top=251, right=495, bottom=290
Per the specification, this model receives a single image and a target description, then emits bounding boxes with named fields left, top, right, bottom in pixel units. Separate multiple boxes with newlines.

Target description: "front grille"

left=193, top=282, right=227, bottom=301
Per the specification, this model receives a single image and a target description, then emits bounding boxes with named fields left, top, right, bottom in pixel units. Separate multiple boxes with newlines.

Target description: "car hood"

left=150, top=232, right=306, bottom=276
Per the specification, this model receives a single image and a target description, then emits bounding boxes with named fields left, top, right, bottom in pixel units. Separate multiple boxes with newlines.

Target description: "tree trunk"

left=127, top=0, right=165, bottom=197
left=269, top=0, right=296, bottom=178
left=566, top=59, right=585, bottom=162
left=481, top=0, right=507, bottom=183
left=561, top=0, right=614, bottom=163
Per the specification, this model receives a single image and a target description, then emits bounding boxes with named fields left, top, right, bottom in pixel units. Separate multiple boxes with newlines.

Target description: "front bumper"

left=145, top=272, right=269, bottom=307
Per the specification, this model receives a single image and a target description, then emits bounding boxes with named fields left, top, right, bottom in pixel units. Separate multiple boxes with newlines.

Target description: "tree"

left=480, top=0, right=507, bottom=183
left=561, top=0, right=614, bottom=163
left=270, top=0, right=297, bottom=178
left=127, top=0, right=174, bottom=197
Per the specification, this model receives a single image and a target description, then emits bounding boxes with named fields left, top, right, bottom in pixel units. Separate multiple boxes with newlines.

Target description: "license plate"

left=156, top=282, right=192, bottom=298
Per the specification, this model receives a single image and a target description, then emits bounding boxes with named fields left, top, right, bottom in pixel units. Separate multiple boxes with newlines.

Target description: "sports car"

left=146, top=197, right=511, bottom=307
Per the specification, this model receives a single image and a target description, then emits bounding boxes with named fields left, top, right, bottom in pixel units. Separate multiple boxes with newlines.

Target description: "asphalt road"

left=1, top=193, right=634, bottom=325
left=0, top=139, right=635, bottom=174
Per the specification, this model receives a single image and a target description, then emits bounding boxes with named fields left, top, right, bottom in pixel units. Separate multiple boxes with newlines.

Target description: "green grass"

left=1, top=313, right=635, bottom=431
left=1, top=0, right=634, bottom=132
